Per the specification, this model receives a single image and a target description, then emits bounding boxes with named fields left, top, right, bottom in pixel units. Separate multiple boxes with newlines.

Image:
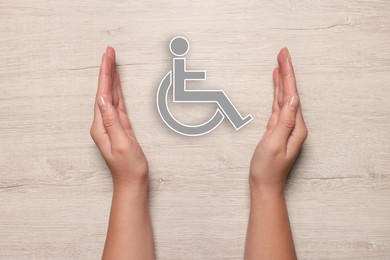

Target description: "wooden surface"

left=1, top=0, right=389, bottom=259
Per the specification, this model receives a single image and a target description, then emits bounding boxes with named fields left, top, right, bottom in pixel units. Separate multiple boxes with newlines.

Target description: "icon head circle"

left=169, top=36, right=189, bottom=57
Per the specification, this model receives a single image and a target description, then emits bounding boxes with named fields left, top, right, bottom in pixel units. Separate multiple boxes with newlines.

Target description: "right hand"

left=90, top=46, right=149, bottom=190
left=249, top=48, right=308, bottom=195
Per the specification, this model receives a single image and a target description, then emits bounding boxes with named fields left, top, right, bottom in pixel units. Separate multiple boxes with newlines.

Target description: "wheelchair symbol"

left=157, top=36, right=253, bottom=136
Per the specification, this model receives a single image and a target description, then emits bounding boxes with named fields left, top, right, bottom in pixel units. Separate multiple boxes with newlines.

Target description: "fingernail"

left=288, top=96, right=299, bottom=111
left=106, top=46, right=114, bottom=58
left=98, top=96, right=108, bottom=110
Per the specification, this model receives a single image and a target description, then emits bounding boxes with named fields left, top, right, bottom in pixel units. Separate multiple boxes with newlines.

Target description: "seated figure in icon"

left=169, top=36, right=253, bottom=130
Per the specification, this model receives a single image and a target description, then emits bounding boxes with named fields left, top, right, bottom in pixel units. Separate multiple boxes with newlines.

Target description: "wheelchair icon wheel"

left=157, top=71, right=225, bottom=136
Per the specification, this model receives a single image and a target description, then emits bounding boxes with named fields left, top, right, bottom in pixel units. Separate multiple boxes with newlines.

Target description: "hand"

left=90, top=46, right=148, bottom=190
left=250, top=48, right=308, bottom=195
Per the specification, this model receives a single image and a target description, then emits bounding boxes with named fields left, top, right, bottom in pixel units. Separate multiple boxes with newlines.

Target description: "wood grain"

left=0, top=0, right=389, bottom=259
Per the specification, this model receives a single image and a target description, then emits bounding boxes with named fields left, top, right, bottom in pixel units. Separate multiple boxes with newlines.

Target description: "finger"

left=271, top=95, right=300, bottom=145
left=105, top=47, right=129, bottom=123
left=278, top=47, right=299, bottom=103
left=115, top=68, right=129, bottom=115
left=91, top=53, right=111, bottom=155
left=277, top=47, right=308, bottom=154
left=106, top=47, right=134, bottom=138
left=115, top=70, right=134, bottom=137
left=97, top=54, right=128, bottom=148
left=93, top=53, right=106, bottom=129
left=112, top=68, right=120, bottom=108
left=106, top=45, right=116, bottom=65
left=93, top=51, right=114, bottom=134
left=272, top=67, right=281, bottom=113
left=277, top=49, right=285, bottom=109
left=106, top=47, right=120, bottom=108
left=266, top=67, right=281, bottom=132
left=97, top=51, right=114, bottom=102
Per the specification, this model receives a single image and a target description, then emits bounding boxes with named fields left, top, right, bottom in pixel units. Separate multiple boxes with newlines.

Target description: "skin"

left=90, top=46, right=307, bottom=260
left=244, top=47, right=308, bottom=260
left=90, top=46, right=156, bottom=260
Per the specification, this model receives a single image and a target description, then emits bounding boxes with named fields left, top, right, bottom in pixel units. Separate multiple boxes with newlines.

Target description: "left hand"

left=90, top=46, right=149, bottom=190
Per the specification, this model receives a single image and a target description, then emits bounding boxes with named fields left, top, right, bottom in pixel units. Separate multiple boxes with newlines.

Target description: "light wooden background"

left=1, top=0, right=389, bottom=259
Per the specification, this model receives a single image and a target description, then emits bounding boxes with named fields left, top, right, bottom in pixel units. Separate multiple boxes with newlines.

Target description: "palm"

left=250, top=48, right=307, bottom=190
left=91, top=46, right=148, bottom=186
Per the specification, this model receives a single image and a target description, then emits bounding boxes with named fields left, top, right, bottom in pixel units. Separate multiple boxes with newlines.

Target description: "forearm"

left=102, top=183, right=155, bottom=260
left=244, top=185, right=296, bottom=260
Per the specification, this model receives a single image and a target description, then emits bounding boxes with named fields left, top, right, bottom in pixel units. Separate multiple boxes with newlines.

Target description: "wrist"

left=250, top=186, right=285, bottom=203
left=113, top=177, right=149, bottom=196
left=112, top=183, right=149, bottom=208
left=111, top=182, right=149, bottom=212
left=249, top=176, right=285, bottom=201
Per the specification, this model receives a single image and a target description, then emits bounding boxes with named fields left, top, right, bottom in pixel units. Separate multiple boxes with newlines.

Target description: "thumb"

left=97, top=95, right=127, bottom=147
left=272, top=96, right=299, bottom=143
